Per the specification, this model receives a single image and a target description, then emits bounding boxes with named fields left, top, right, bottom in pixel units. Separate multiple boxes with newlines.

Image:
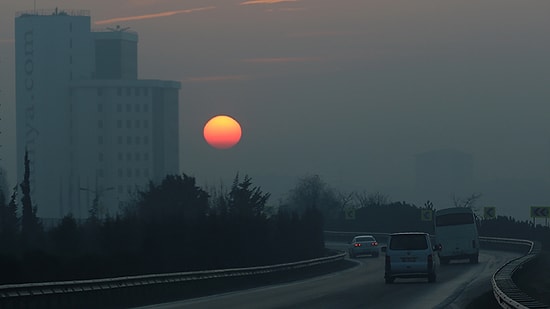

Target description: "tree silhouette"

left=0, top=186, right=20, bottom=253
left=20, top=150, right=42, bottom=249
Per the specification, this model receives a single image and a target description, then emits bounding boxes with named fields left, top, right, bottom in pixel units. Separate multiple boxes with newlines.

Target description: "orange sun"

left=203, top=115, right=242, bottom=149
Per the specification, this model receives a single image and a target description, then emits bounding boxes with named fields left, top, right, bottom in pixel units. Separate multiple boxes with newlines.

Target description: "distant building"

left=15, top=9, right=180, bottom=218
left=414, top=149, right=474, bottom=209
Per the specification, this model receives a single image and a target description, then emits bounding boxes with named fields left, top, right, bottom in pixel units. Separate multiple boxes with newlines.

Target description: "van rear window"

left=436, top=213, right=474, bottom=227
left=389, top=234, right=428, bottom=250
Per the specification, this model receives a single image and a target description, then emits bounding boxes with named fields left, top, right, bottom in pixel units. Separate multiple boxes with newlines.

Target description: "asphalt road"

left=136, top=244, right=519, bottom=309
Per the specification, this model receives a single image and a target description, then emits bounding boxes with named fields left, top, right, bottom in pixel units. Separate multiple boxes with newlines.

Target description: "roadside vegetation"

left=0, top=152, right=548, bottom=293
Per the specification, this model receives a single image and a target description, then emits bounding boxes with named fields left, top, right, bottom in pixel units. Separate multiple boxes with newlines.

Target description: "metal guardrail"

left=490, top=239, right=548, bottom=309
left=0, top=250, right=346, bottom=307
left=0, top=231, right=546, bottom=308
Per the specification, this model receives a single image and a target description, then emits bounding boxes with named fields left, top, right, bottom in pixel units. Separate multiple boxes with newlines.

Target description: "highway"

left=135, top=243, right=520, bottom=309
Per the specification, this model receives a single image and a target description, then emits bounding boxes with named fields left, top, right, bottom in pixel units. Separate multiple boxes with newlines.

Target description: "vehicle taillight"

left=427, top=254, right=433, bottom=271
left=371, top=241, right=378, bottom=246
left=354, top=243, right=361, bottom=247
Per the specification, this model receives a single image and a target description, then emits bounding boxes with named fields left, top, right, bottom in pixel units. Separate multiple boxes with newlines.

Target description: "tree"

left=286, top=174, right=339, bottom=220
left=20, top=150, right=42, bottom=249
left=451, top=193, right=482, bottom=211
left=0, top=186, right=19, bottom=253
left=133, top=174, right=210, bottom=224
left=227, top=174, right=270, bottom=219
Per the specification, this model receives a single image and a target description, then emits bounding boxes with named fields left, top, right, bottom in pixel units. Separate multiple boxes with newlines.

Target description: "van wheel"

left=385, top=277, right=394, bottom=284
left=428, top=273, right=436, bottom=283
left=469, top=254, right=479, bottom=264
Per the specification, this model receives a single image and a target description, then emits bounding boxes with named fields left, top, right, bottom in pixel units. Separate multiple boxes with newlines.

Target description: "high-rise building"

left=414, top=148, right=474, bottom=209
left=15, top=9, right=180, bottom=218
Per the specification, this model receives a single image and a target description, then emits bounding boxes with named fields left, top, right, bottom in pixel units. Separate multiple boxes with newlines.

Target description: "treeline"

left=0, top=169, right=324, bottom=284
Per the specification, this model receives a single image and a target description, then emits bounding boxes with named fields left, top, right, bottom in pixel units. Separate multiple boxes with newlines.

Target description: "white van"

left=384, top=232, right=440, bottom=284
left=434, top=207, right=480, bottom=264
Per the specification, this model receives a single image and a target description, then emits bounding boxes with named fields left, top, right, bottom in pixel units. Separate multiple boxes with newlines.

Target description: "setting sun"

left=203, top=115, right=242, bottom=149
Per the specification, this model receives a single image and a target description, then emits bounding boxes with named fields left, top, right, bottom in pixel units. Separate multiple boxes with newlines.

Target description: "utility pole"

left=80, top=177, right=114, bottom=220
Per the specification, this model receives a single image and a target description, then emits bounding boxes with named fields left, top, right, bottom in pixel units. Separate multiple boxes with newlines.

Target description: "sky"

left=1, top=0, right=550, bottom=221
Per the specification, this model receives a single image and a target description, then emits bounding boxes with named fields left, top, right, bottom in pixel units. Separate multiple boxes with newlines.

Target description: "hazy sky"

left=1, top=0, right=550, bottom=220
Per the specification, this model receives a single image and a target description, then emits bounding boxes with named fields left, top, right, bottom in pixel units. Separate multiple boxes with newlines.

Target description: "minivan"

left=384, top=232, right=440, bottom=284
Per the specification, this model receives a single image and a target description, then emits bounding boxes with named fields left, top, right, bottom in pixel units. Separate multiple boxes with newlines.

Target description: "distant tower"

left=15, top=9, right=94, bottom=218
left=94, top=26, right=138, bottom=80
left=15, top=9, right=180, bottom=219
left=415, top=149, right=474, bottom=208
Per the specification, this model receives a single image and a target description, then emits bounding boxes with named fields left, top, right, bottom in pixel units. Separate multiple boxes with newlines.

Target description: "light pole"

left=80, top=186, right=115, bottom=220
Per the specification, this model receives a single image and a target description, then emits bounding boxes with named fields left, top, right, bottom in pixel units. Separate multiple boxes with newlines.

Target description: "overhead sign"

left=483, top=206, right=496, bottom=219
left=345, top=208, right=356, bottom=220
left=421, top=209, right=433, bottom=221
left=530, top=206, right=550, bottom=218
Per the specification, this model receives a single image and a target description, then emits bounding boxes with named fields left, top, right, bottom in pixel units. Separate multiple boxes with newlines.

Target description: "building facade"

left=15, top=9, right=180, bottom=218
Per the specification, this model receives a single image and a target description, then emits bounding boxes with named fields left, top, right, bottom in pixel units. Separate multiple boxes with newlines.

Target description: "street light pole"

left=79, top=186, right=115, bottom=220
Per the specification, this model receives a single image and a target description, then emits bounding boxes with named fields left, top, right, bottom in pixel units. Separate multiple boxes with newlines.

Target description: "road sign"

left=345, top=208, right=355, bottom=220
left=483, top=206, right=496, bottom=219
left=530, top=206, right=550, bottom=218
left=421, top=209, right=433, bottom=221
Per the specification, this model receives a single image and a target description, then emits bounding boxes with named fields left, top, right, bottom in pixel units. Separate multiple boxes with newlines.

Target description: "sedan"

left=348, top=235, right=380, bottom=258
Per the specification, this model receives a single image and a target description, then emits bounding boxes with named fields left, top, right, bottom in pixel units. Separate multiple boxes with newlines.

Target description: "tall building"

left=15, top=9, right=180, bottom=218
left=414, top=148, right=474, bottom=209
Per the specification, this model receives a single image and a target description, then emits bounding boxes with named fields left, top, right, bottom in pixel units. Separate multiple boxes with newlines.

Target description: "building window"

left=135, top=120, right=141, bottom=128
left=69, top=38, right=73, bottom=48
left=118, top=136, right=123, bottom=144
left=144, top=120, right=149, bottom=128
left=135, top=104, right=140, bottom=112
left=117, top=120, right=122, bottom=129
left=135, top=153, right=141, bottom=161
left=126, top=104, right=131, bottom=112
left=144, top=169, right=149, bottom=177
left=118, top=152, right=123, bottom=160
left=118, top=185, right=123, bottom=194
left=127, top=168, right=132, bottom=177
left=98, top=136, right=103, bottom=145
left=144, top=104, right=149, bottom=112
left=126, top=153, right=132, bottom=161
left=117, top=88, right=122, bottom=96
left=69, top=22, right=72, bottom=32
left=98, top=120, right=103, bottom=128
left=97, top=103, right=103, bottom=112
left=135, top=136, right=141, bottom=145
left=144, top=88, right=149, bottom=96
left=97, top=169, right=104, bottom=177
left=126, top=88, right=131, bottom=96
left=126, top=120, right=131, bottom=128
left=135, top=88, right=140, bottom=96
left=69, top=55, right=73, bottom=65
left=143, top=136, right=149, bottom=145
left=135, top=169, right=141, bottom=177
left=97, top=88, right=103, bottom=96
left=98, top=153, right=104, bottom=161
left=127, top=136, right=132, bottom=145
left=117, top=104, right=122, bottom=112
left=144, top=153, right=149, bottom=161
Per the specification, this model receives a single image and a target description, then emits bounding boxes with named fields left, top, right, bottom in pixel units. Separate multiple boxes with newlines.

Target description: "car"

left=348, top=235, right=380, bottom=258
left=384, top=232, right=440, bottom=284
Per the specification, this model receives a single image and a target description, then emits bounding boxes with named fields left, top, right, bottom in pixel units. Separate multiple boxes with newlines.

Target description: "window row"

left=97, top=88, right=149, bottom=97
left=97, top=136, right=150, bottom=145
left=97, top=152, right=150, bottom=162
left=97, top=103, right=150, bottom=113
left=116, top=119, right=150, bottom=129
left=117, top=168, right=150, bottom=178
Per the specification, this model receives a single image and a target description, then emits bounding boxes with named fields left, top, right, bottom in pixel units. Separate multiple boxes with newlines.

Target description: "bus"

left=434, top=207, right=479, bottom=264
